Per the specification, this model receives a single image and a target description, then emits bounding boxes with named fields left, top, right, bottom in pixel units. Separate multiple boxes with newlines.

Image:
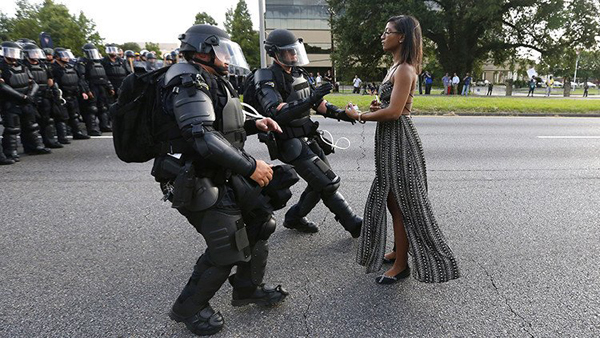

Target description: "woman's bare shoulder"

left=394, top=63, right=417, bottom=81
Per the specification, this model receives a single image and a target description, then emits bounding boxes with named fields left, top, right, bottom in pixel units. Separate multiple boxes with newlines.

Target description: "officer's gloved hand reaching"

left=310, top=82, right=333, bottom=105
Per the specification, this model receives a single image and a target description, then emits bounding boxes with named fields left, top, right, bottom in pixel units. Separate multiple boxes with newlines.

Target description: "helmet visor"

left=57, top=50, right=75, bottom=60
left=106, top=46, right=119, bottom=54
left=84, top=49, right=102, bottom=60
left=2, top=47, right=23, bottom=59
left=275, top=40, right=309, bottom=66
left=25, top=48, right=45, bottom=60
left=212, top=39, right=249, bottom=71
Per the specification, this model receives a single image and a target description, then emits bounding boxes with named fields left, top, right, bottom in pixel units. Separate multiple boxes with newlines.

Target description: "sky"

left=2, top=0, right=262, bottom=44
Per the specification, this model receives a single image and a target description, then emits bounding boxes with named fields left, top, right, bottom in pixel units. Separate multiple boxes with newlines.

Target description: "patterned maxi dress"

left=356, top=80, right=460, bottom=283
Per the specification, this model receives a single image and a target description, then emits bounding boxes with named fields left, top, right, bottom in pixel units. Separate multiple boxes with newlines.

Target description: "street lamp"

left=573, top=49, right=580, bottom=87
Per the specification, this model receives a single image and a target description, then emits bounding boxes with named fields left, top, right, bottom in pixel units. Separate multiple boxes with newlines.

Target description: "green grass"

left=324, top=93, right=600, bottom=115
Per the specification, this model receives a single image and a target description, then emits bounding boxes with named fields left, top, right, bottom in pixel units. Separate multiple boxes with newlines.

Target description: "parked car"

left=552, top=81, right=563, bottom=88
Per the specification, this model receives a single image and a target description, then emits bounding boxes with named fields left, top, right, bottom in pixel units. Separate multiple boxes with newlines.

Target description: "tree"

left=0, top=0, right=103, bottom=57
left=328, top=0, right=600, bottom=79
left=144, top=42, right=161, bottom=56
left=118, top=42, right=141, bottom=52
left=195, top=12, right=217, bottom=25
left=224, top=0, right=259, bottom=69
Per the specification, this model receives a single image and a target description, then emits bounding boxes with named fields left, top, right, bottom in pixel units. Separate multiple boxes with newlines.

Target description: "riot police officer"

left=252, top=29, right=362, bottom=237
left=51, top=48, right=90, bottom=141
left=1, top=41, right=51, bottom=160
left=123, top=50, right=136, bottom=74
left=144, top=52, right=158, bottom=71
left=22, top=43, right=63, bottom=148
left=101, top=44, right=127, bottom=95
left=77, top=43, right=114, bottom=134
left=150, top=25, right=291, bottom=336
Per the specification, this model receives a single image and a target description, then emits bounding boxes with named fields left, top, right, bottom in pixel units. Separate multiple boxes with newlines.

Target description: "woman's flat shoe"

left=375, top=266, right=411, bottom=285
left=382, top=257, right=396, bottom=264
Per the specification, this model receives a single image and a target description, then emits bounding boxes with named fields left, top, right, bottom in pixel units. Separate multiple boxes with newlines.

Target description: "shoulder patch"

left=265, top=81, right=275, bottom=88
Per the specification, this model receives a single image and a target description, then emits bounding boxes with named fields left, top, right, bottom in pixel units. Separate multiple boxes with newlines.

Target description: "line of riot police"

left=0, top=39, right=183, bottom=165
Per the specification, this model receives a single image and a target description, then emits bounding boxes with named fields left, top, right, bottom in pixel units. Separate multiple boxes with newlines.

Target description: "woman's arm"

left=346, top=64, right=415, bottom=122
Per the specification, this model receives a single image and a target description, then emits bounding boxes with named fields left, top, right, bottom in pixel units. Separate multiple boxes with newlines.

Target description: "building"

left=265, top=0, right=333, bottom=77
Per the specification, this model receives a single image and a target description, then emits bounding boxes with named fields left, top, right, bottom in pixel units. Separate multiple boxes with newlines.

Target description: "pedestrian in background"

left=452, top=73, right=459, bottom=95
left=583, top=79, right=589, bottom=97
left=546, top=76, right=554, bottom=96
left=424, top=71, right=433, bottom=94
left=352, top=74, right=362, bottom=93
left=461, top=72, right=472, bottom=96
left=442, top=73, right=449, bottom=95
left=527, top=76, right=536, bottom=97
left=486, top=80, right=493, bottom=96
left=315, top=72, right=322, bottom=87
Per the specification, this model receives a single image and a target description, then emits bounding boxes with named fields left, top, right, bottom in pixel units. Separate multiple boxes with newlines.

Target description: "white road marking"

left=89, top=136, right=114, bottom=139
left=537, top=136, right=600, bottom=139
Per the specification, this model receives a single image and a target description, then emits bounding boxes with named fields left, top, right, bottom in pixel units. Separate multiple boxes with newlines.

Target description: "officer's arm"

left=254, top=69, right=313, bottom=125
left=172, top=86, right=256, bottom=176
left=315, top=101, right=356, bottom=124
left=76, top=63, right=90, bottom=92
left=0, top=81, right=27, bottom=101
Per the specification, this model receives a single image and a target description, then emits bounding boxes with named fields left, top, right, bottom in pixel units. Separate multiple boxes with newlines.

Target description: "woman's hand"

left=344, top=103, right=359, bottom=121
left=370, top=99, right=381, bottom=112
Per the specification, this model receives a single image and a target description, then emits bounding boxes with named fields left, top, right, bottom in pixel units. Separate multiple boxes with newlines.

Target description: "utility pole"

left=259, top=0, right=267, bottom=68
left=573, top=49, right=581, bottom=86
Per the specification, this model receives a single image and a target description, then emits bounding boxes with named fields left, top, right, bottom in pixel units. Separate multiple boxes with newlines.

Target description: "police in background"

left=22, top=43, right=63, bottom=149
left=144, top=52, right=158, bottom=71
left=77, top=43, right=115, bottom=134
left=163, top=53, right=173, bottom=67
left=43, top=48, right=54, bottom=64
left=252, top=29, right=362, bottom=237
left=101, top=44, right=127, bottom=95
left=51, top=48, right=90, bottom=141
left=153, top=25, right=289, bottom=335
left=123, top=50, right=136, bottom=74
left=1, top=41, right=52, bottom=161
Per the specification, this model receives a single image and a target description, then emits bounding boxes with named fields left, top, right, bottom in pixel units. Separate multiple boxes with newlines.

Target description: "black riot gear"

left=78, top=42, right=114, bottom=134
left=264, top=29, right=309, bottom=67
left=1, top=49, right=52, bottom=158
left=147, top=45, right=295, bottom=334
left=252, top=34, right=362, bottom=237
left=51, top=57, right=90, bottom=141
left=101, top=52, right=127, bottom=92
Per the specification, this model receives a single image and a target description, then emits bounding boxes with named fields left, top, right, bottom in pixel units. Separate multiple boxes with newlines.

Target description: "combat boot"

left=231, top=282, right=289, bottom=307
left=169, top=304, right=224, bottom=336
left=55, top=122, right=71, bottom=144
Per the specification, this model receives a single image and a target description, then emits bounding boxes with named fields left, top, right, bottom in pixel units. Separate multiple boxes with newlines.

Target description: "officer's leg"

left=1, top=107, right=21, bottom=161
left=96, top=86, right=112, bottom=132
left=0, top=122, right=15, bottom=165
left=170, top=189, right=249, bottom=335
left=230, top=210, right=288, bottom=306
left=290, top=140, right=361, bottom=237
left=53, top=99, right=70, bottom=144
left=20, top=104, right=51, bottom=155
left=37, top=97, right=62, bottom=148
left=81, top=95, right=101, bottom=136
left=67, top=97, right=90, bottom=140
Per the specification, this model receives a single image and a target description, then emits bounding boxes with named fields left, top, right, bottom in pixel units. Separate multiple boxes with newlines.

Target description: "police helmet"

left=53, top=47, right=75, bottom=62
left=178, top=24, right=249, bottom=70
left=124, top=50, right=135, bottom=58
left=22, top=43, right=46, bottom=60
left=105, top=44, right=119, bottom=56
left=2, top=41, right=24, bottom=60
left=82, top=42, right=102, bottom=60
left=43, top=48, right=54, bottom=56
left=264, top=29, right=309, bottom=66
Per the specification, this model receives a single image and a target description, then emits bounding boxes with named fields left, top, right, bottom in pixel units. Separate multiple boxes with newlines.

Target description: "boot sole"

left=282, top=222, right=319, bottom=233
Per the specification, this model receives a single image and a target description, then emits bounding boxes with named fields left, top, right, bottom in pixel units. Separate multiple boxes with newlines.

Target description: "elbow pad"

left=254, top=69, right=283, bottom=119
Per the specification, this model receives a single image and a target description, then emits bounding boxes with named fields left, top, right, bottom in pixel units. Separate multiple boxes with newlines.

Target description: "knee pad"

left=294, top=155, right=339, bottom=192
left=5, top=126, right=21, bottom=136
left=199, top=209, right=251, bottom=266
left=278, top=138, right=304, bottom=162
left=257, top=216, right=276, bottom=240
left=321, top=180, right=341, bottom=197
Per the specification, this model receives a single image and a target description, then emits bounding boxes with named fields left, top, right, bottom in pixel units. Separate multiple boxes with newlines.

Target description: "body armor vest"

left=3, top=64, right=30, bottom=95
left=285, top=71, right=312, bottom=127
left=56, top=64, right=80, bottom=94
left=104, top=59, right=127, bottom=80
left=86, top=60, right=109, bottom=85
left=26, top=62, right=49, bottom=91
left=219, top=83, right=246, bottom=150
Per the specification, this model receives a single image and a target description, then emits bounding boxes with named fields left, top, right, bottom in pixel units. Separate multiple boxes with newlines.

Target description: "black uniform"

left=51, top=61, right=90, bottom=140
left=23, top=58, right=63, bottom=148
left=0, top=59, right=50, bottom=159
left=153, top=62, right=292, bottom=335
left=253, top=61, right=362, bottom=237
left=77, top=57, right=114, bottom=134
left=100, top=55, right=127, bottom=94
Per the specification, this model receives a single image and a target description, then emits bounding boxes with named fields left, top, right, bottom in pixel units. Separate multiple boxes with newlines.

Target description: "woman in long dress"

left=345, top=15, right=460, bottom=284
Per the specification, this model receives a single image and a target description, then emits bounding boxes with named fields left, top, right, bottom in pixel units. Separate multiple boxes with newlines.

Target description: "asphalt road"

left=1, top=116, right=599, bottom=337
